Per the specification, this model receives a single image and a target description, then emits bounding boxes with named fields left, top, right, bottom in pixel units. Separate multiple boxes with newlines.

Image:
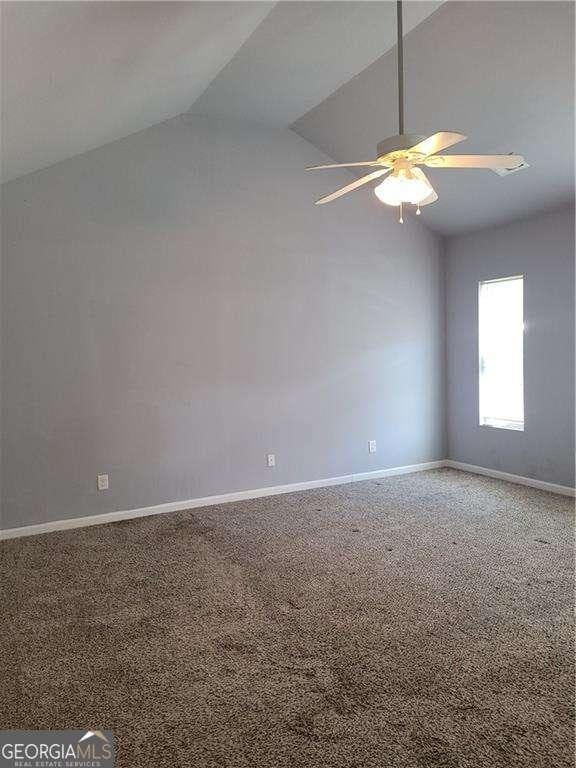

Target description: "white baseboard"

left=0, top=460, right=444, bottom=541
left=444, top=460, right=576, bottom=498
left=1, top=458, right=571, bottom=542
left=350, top=460, right=445, bottom=482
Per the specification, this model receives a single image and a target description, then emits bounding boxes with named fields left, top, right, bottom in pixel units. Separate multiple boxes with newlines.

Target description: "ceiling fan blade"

left=315, top=169, right=389, bottom=205
left=424, top=154, right=525, bottom=169
left=409, top=132, right=467, bottom=157
left=411, top=167, right=438, bottom=206
left=306, top=161, right=381, bottom=171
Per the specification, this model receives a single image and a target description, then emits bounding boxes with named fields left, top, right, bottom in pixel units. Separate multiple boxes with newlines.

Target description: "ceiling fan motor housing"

left=376, top=134, right=426, bottom=162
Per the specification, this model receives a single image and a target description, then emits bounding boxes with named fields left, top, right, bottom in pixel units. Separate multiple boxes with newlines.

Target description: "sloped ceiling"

left=0, top=1, right=440, bottom=183
left=1, top=1, right=573, bottom=235
left=0, top=1, right=273, bottom=181
left=190, top=1, right=442, bottom=125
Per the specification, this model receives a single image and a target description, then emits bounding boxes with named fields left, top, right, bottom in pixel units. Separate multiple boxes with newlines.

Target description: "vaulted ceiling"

left=0, top=1, right=274, bottom=182
left=0, top=1, right=440, bottom=182
left=190, top=1, right=442, bottom=125
left=1, top=1, right=573, bottom=235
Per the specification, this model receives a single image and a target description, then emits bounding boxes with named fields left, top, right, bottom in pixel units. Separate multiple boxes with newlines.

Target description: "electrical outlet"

left=97, top=474, right=109, bottom=491
left=368, top=440, right=377, bottom=454
left=267, top=454, right=276, bottom=468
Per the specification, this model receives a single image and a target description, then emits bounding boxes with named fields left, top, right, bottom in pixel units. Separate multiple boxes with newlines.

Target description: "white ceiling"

left=1, top=1, right=573, bottom=235
left=190, top=1, right=442, bottom=125
left=0, top=1, right=273, bottom=181
left=0, top=1, right=440, bottom=183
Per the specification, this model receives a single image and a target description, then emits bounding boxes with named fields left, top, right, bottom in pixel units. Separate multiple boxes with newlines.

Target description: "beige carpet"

left=1, top=468, right=574, bottom=767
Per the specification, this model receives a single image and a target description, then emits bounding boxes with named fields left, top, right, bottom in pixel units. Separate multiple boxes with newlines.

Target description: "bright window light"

left=478, top=275, right=524, bottom=431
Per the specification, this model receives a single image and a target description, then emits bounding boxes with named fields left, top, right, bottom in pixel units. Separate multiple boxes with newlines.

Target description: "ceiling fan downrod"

left=396, top=0, right=404, bottom=135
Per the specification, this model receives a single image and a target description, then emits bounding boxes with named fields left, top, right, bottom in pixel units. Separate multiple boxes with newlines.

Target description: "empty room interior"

left=0, top=1, right=574, bottom=767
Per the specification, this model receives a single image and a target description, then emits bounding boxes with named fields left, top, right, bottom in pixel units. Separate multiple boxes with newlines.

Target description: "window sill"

left=479, top=419, right=524, bottom=432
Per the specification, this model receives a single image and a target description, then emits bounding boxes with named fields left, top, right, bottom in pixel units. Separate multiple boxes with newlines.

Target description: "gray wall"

left=445, top=206, right=575, bottom=487
left=0, top=115, right=445, bottom=529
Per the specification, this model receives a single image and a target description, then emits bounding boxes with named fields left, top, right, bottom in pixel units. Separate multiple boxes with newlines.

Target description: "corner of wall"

left=439, top=234, right=449, bottom=461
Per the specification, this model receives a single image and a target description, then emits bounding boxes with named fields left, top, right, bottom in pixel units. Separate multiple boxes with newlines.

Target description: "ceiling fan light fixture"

left=374, top=168, right=432, bottom=207
left=306, top=1, right=526, bottom=216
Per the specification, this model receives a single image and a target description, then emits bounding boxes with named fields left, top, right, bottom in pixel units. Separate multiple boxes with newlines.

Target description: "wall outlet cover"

left=97, top=474, right=109, bottom=491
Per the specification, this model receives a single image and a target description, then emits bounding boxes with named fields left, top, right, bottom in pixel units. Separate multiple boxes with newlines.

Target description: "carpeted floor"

left=1, top=468, right=574, bottom=768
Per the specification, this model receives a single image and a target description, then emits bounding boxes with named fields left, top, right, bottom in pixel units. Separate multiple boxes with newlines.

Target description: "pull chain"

left=399, top=202, right=404, bottom=224
left=416, top=204, right=421, bottom=215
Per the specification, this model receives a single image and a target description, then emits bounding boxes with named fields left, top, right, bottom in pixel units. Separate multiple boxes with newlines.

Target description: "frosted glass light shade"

left=374, top=169, right=432, bottom=206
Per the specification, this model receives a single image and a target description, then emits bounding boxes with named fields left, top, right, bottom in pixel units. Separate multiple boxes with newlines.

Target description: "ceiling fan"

left=306, top=1, right=526, bottom=222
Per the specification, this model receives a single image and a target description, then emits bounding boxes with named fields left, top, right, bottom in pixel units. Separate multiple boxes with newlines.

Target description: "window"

left=478, top=275, right=524, bottom=431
